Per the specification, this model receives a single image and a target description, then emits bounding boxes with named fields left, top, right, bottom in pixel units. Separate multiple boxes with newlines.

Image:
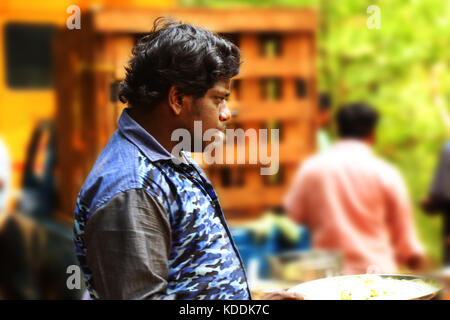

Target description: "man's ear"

left=366, top=131, right=376, bottom=145
left=168, top=86, right=184, bottom=116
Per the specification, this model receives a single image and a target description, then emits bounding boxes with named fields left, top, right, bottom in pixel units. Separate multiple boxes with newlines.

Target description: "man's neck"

left=127, top=106, right=183, bottom=160
left=338, top=136, right=374, bottom=146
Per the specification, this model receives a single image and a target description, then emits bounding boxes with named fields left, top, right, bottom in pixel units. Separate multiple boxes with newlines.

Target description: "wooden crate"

left=54, top=8, right=318, bottom=221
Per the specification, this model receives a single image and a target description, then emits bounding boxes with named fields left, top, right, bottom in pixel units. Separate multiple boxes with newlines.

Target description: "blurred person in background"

left=315, top=93, right=333, bottom=152
left=284, top=102, right=427, bottom=275
left=0, top=127, right=81, bottom=299
left=0, top=136, right=11, bottom=214
left=422, top=141, right=450, bottom=266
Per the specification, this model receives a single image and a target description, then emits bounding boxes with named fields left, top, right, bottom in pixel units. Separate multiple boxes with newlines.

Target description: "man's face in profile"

left=184, top=78, right=232, bottom=151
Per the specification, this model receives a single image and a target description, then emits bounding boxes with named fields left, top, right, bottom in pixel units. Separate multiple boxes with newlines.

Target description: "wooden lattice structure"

left=54, top=8, right=318, bottom=222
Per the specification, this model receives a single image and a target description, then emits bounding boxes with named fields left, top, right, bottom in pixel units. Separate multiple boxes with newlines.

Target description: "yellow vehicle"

left=0, top=0, right=175, bottom=211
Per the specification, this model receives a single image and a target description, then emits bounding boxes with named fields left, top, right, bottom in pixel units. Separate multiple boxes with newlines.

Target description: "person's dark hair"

left=119, top=17, right=241, bottom=108
left=336, top=102, right=379, bottom=139
left=319, top=93, right=332, bottom=111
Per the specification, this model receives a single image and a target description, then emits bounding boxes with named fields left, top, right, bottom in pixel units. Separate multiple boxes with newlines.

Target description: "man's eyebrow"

left=213, top=89, right=230, bottom=97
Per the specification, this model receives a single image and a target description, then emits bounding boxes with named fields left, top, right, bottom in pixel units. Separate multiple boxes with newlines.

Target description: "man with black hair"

left=285, top=103, right=426, bottom=275
left=73, top=18, right=299, bottom=300
left=422, top=142, right=450, bottom=266
left=315, top=93, right=333, bottom=152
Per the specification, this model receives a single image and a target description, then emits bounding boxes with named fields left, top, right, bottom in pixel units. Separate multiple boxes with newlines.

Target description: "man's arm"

left=385, top=169, right=426, bottom=270
left=84, top=188, right=175, bottom=299
left=284, top=164, right=310, bottom=225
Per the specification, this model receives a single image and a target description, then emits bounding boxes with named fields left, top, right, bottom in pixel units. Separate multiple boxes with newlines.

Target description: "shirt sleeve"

left=385, top=169, right=425, bottom=265
left=84, top=188, right=175, bottom=300
left=284, top=162, right=311, bottom=225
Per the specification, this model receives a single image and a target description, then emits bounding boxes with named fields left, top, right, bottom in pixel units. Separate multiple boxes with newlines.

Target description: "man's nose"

left=219, top=103, right=231, bottom=122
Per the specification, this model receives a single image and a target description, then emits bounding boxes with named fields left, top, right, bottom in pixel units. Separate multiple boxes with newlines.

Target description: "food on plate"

left=288, top=274, right=440, bottom=300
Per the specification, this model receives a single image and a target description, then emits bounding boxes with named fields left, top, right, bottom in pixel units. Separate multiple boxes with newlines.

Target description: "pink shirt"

left=284, top=140, right=424, bottom=274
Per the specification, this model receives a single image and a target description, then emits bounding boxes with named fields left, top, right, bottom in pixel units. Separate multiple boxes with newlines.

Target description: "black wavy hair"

left=336, top=102, right=379, bottom=139
left=119, top=17, right=241, bottom=109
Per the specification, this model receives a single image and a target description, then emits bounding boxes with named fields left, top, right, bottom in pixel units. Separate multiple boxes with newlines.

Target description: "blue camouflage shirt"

left=73, top=108, right=250, bottom=300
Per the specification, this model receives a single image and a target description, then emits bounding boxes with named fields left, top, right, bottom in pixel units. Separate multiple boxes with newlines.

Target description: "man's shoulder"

left=299, top=150, right=335, bottom=173
left=301, top=145, right=397, bottom=174
left=372, top=157, right=405, bottom=184
left=77, top=131, right=159, bottom=214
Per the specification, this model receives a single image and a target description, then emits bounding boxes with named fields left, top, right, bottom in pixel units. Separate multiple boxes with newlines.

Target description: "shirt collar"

left=118, top=108, right=175, bottom=162
left=333, top=139, right=373, bottom=154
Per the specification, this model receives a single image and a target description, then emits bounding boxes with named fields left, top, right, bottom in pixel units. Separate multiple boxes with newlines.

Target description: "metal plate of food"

left=287, top=274, right=442, bottom=300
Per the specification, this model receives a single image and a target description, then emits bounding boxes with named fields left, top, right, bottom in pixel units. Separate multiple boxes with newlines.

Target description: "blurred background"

left=0, top=0, right=449, bottom=299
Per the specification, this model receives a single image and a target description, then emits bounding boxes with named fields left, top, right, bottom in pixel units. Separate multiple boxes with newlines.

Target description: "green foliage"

left=181, top=0, right=450, bottom=263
